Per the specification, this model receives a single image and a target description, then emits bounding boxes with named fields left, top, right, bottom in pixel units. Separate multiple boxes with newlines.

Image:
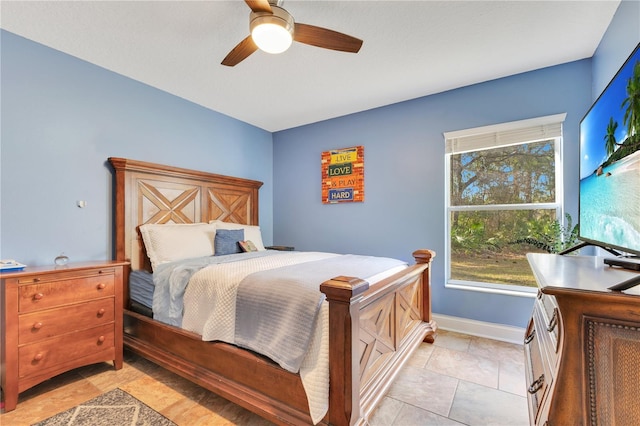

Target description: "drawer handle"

left=97, top=308, right=106, bottom=316
left=97, top=283, right=107, bottom=290
left=33, top=353, right=44, bottom=362
left=547, top=308, right=558, bottom=332
left=33, top=293, right=44, bottom=301
left=524, top=329, right=536, bottom=345
left=97, top=335, right=105, bottom=344
left=528, top=374, right=545, bottom=394
left=32, top=322, right=43, bottom=330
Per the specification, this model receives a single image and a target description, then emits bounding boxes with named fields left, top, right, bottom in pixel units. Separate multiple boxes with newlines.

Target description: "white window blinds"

left=444, top=113, right=566, bottom=154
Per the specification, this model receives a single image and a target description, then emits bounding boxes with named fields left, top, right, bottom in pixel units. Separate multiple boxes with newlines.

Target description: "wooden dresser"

left=525, top=253, right=640, bottom=426
left=1, top=261, right=128, bottom=412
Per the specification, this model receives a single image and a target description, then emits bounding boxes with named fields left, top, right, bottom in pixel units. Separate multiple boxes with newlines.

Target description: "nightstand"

left=1, top=260, right=128, bottom=412
left=265, top=246, right=295, bottom=251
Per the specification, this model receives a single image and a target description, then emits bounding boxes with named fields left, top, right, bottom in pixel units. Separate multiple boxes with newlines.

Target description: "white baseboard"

left=432, top=313, right=526, bottom=345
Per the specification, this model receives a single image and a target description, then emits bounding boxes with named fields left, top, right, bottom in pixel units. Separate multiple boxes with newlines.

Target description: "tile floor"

left=0, top=330, right=529, bottom=425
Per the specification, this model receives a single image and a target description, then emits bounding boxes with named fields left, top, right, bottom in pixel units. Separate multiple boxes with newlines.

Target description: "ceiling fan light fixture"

left=252, top=23, right=292, bottom=53
left=250, top=7, right=294, bottom=54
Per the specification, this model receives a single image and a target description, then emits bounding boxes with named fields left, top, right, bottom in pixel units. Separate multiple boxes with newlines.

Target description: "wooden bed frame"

left=109, top=157, right=437, bottom=425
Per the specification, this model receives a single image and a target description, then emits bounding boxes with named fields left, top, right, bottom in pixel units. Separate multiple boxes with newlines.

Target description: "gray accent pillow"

left=214, top=229, right=244, bottom=255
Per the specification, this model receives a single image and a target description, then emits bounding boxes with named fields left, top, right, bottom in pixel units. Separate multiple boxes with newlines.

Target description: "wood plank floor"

left=1, top=330, right=528, bottom=425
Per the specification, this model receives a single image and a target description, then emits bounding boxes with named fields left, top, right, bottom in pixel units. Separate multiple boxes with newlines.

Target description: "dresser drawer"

left=533, top=298, right=558, bottom=368
left=18, top=273, right=115, bottom=313
left=18, top=323, right=114, bottom=378
left=18, top=298, right=115, bottom=345
left=538, top=292, right=559, bottom=352
left=524, top=315, right=552, bottom=424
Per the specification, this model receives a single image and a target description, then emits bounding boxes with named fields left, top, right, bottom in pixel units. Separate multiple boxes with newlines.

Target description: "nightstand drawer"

left=18, top=323, right=115, bottom=378
left=18, top=274, right=114, bottom=313
left=18, top=298, right=115, bottom=345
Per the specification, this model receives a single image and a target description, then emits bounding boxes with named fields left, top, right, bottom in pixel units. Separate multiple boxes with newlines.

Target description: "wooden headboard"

left=109, top=157, right=263, bottom=271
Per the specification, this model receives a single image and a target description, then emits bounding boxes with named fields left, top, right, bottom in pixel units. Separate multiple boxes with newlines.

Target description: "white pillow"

left=139, top=222, right=217, bottom=270
left=210, top=220, right=266, bottom=251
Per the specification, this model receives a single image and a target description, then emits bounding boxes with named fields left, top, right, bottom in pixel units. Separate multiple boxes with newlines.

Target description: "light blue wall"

left=0, top=30, right=274, bottom=266
left=592, top=0, right=640, bottom=98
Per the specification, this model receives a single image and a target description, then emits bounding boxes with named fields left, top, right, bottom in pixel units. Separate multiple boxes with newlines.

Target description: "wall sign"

left=321, top=146, right=364, bottom=204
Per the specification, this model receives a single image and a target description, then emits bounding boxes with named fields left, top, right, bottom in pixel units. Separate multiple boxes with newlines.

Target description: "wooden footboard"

left=321, top=249, right=436, bottom=425
left=123, top=249, right=435, bottom=425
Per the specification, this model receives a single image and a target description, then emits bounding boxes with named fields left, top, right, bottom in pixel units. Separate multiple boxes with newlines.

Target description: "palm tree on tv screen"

left=602, top=61, right=640, bottom=166
left=621, top=61, right=640, bottom=140
left=604, top=117, right=618, bottom=157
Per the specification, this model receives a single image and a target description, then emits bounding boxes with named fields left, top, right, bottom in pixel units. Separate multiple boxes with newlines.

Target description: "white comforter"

left=181, top=251, right=407, bottom=424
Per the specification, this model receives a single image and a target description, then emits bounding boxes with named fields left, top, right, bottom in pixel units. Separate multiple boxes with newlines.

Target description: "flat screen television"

left=579, top=42, right=640, bottom=260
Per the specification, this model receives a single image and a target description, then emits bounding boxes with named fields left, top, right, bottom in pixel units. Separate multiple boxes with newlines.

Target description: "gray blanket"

left=234, top=254, right=406, bottom=373
left=152, top=251, right=272, bottom=326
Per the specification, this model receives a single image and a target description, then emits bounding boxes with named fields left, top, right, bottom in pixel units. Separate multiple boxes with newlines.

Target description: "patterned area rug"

left=32, top=388, right=176, bottom=426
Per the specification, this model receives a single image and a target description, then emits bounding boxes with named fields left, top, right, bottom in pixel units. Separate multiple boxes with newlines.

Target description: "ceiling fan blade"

left=221, top=35, right=259, bottom=67
left=294, top=23, right=362, bottom=53
left=245, top=0, right=272, bottom=14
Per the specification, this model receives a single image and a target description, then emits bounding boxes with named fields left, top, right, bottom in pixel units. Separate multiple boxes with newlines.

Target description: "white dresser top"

left=527, top=253, right=640, bottom=296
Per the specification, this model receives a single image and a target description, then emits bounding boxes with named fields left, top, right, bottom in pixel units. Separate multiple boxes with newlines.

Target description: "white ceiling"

left=0, top=1, right=620, bottom=132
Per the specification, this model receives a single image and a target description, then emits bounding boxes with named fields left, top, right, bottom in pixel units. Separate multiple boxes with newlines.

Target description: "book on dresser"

left=0, top=260, right=129, bottom=412
left=0, top=260, right=26, bottom=271
left=524, top=253, right=640, bottom=426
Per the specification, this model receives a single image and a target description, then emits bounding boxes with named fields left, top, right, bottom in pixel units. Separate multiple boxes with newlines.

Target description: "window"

left=444, top=114, right=566, bottom=292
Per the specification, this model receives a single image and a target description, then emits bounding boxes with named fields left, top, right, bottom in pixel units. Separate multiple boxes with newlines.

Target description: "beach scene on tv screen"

left=579, top=45, right=640, bottom=252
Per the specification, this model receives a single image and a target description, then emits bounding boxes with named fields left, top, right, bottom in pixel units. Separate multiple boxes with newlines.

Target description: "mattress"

left=129, top=269, right=154, bottom=309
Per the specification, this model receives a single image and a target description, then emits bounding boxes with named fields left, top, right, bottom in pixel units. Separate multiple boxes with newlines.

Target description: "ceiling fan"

left=221, top=0, right=363, bottom=67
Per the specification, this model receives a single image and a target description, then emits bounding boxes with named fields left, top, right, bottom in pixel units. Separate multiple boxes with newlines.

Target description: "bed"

left=109, top=157, right=437, bottom=425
